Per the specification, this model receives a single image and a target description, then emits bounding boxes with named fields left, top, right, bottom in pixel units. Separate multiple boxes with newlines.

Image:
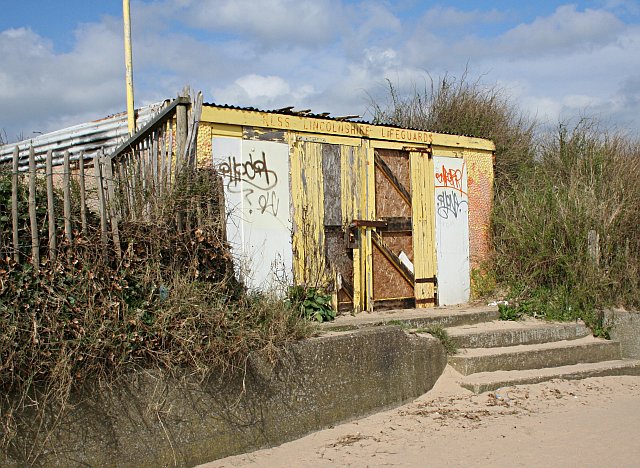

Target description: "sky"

left=1, top=0, right=639, bottom=142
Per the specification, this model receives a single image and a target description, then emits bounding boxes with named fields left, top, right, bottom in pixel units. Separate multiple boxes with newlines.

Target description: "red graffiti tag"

left=435, top=163, right=467, bottom=196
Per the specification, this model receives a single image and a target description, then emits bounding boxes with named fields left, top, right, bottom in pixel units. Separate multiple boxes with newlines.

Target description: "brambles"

left=0, top=168, right=311, bottom=462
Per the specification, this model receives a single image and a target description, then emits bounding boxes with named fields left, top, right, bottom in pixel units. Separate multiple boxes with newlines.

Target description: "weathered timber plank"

left=63, top=151, right=72, bottom=241
left=322, top=144, right=342, bottom=226
left=79, top=152, right=87, bottom=236
left=28, top=146, right=39, bottom=270
left=46, top=150, right=57, bottom=259
left=11, top=146, right=19, bottom=262
left=103, top=157, right=122, bottom=259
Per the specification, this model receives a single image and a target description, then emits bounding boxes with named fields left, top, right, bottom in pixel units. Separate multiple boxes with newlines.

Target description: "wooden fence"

left=0, top=92, right=206, bottom=269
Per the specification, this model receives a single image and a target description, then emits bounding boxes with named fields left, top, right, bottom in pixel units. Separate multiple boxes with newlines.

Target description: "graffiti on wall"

left=212, top=137, right=292, bottom=292
left=435, top=162, right=468, bottom=219
left=217, top=148, right=280, bottom=217
left=433, top=156, right=470, bottom=305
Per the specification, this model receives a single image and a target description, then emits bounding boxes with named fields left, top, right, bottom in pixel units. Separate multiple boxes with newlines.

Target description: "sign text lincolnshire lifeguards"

left=260, top=113, right=433, bottom=144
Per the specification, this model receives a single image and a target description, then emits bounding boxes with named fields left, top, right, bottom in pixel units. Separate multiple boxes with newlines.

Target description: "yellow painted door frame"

left=410, top=148, right=437, bottom=308
left=350, top=139, right=376, bottom=312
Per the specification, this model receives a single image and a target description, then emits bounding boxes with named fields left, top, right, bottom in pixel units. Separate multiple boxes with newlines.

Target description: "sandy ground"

left=200, top=367, right=640, bottom=468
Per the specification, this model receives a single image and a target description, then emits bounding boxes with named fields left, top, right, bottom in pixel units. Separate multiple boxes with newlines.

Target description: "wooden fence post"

left=79, top=152, right=87, bottom=236
left=63, top=151, right=72, bottom=241
left=103, top=156, right=122, bottom=259
left=46, top=150, right=57, bottom=260
left=176, top=94, right=188, bottom=176
left=28, top=146, right=40, bottom=271
left=159, top=128, right=166, bottom=198
left=167, top=121, right=174, bottom=190
left=152, top=130, right=159, bottom=193
left=94, top=151, right=109, bottom=258
left=11, top=146, right=20, bottom=262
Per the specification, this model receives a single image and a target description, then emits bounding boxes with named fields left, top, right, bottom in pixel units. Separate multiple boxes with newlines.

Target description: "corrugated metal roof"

left=203, top=102, right=485, bottom=139
left=204, top=101, right=371, bottom=123
left=0, top=100, right=169, bottom=170
left=1, top=99, right=486, bottom=173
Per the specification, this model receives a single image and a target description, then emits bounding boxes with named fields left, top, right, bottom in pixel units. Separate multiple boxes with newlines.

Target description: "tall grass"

left=372, top=73, right=640, bottom=331
left=370, top=72, right=536, bottom=187
left=493, top=121, right=640, bottom=327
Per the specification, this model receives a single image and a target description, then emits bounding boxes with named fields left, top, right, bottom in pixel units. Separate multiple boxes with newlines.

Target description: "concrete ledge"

left=7, top=326, right=446, bottom=467
left=323, top=306, right=499, bottom=332
left=460, top=359, right=640, bottom=393
left=605, top=310, right=640, bottom=359
left=448, top=320, right=591, bottom=349
left=448, top=337, right=621, bottom=375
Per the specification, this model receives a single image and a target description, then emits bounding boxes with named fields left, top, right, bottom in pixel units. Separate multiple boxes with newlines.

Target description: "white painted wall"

left=212, top=137, right=293, bottom=293
left=433, top=156, right=470, bottom=305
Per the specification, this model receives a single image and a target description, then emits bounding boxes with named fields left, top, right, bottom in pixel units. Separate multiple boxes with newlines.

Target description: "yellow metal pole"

left=123, top=0, right=135, bottom=135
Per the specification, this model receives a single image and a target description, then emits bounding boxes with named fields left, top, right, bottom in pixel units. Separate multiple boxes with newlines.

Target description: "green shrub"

left=287, top=285, right=335, bottom=322
left=470, top=267, right=497, bottom=299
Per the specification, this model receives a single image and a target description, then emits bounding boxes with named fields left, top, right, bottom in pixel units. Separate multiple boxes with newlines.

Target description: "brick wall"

left=465, top=151, right=494, bottom=269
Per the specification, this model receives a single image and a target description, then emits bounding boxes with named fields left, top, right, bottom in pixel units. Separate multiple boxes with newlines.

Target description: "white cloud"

left=0, top=24, right=124, bottom=139
left=498, top=5, right=623, bottom=56
left=213, top=74, right=314, bottom=108
left=2, top=1, right=640, bottom=142
left=420, top=6, right=505, bottom=29
left=177, top=0, right=344, bottom=47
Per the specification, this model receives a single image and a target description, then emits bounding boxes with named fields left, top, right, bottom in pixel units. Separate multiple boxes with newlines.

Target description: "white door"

left=433, top=156, right=470, bottom=305
left=213, top=137, right=293, bottom=293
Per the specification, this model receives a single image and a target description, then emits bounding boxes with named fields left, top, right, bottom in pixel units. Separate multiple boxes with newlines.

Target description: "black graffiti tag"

left=436, top=191, right=468, bottom=219
left=216, top=149, right=281, bottom=217
left=258, top=191, right=280, bottom=217
left=217, top=150, right=278, bottom=193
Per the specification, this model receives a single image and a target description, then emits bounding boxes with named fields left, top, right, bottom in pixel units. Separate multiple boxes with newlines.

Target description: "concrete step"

left=322, top=306, right=499, bottom=332
left=459, top=359, right=640, bottom=393
left=447, top=336, right=621, bottom=375
left=447, top=319, right=591, bottom=349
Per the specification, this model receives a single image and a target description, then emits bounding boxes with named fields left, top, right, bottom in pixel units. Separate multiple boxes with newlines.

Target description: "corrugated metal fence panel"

left=0, top=101, right=167, bottom=170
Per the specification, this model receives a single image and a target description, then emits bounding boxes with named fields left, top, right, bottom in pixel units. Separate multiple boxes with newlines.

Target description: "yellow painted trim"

left=432, top=147, right=464, bottom=158
left=201, top=106, right=495, bottom=151
left=290, top=139, right=304, bottom=284
left=363, top=228, right=373, bottom=311
left=364, top=142, right=375, bottom=311
left=208, top=122, right=243, bottom=138
left=293, top=133, right=361, bottom=147
left=370, top=140, right=426, bottom=150
left=376, top=296, right=415, bottom=301
left=410, top=151, right=436, bottom=308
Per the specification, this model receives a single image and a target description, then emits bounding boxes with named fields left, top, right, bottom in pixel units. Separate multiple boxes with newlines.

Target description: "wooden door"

left=371, top=149, right=416, bottom=309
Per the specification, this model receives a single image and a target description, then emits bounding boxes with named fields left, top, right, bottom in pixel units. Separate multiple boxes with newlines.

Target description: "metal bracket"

left=415, top=276, right=438, bottom=285
left=345, top=220, right=388, bottom=249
